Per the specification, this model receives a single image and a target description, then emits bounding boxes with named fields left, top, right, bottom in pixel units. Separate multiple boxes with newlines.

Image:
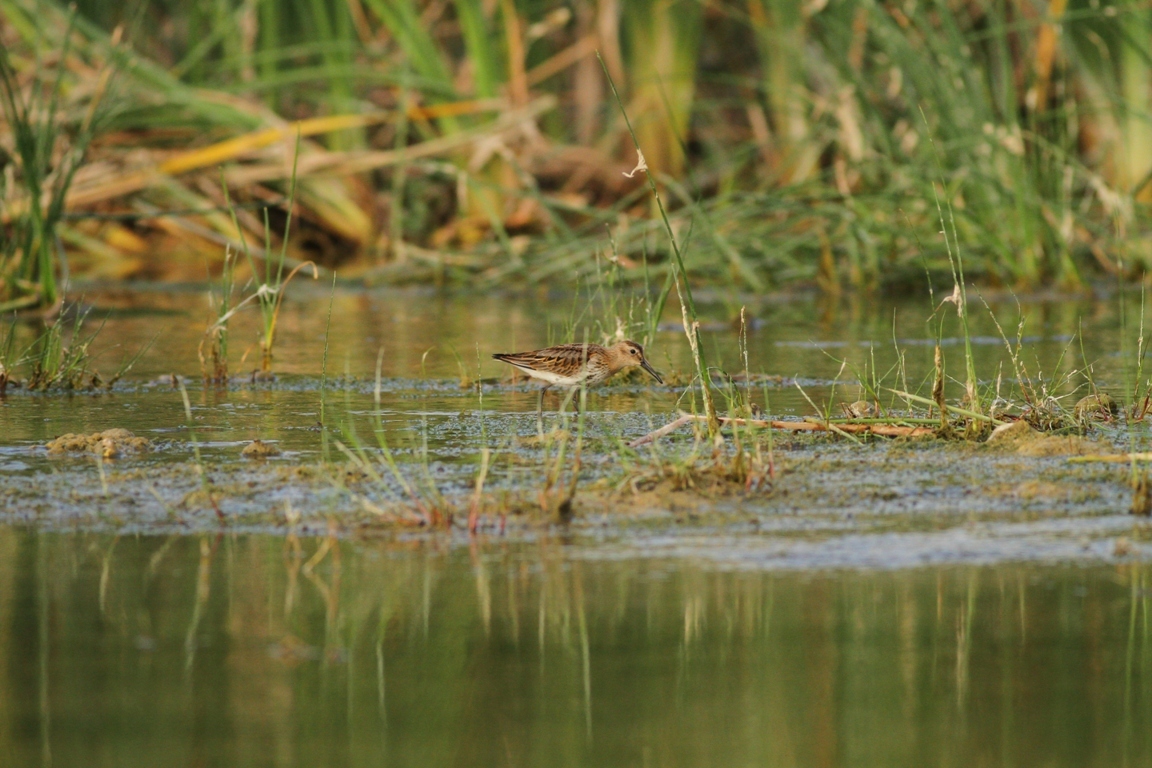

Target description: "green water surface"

left=4, top=529, right=1150, bottom=767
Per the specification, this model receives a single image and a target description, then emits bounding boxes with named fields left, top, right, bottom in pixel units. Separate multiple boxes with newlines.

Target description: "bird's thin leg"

left=537, top=385, right=549, bottom=434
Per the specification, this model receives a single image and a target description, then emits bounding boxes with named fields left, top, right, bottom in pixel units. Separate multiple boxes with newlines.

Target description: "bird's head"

left=609, top=340, right=663, bottom=384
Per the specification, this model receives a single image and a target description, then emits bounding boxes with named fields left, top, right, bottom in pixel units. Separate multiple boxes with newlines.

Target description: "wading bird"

left=493, top=340, right=663, bottom=414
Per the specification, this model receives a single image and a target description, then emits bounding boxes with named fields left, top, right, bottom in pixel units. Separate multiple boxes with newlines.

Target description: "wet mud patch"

left=983, top=419, right=1114, bottom=457
left=564, top=438, right=1148, bottom=569
left=0, top=428, right=1146, bottom=570
left=0, top=462, right=347, bottom=536
left=763, top=441, right=1125, bottom=520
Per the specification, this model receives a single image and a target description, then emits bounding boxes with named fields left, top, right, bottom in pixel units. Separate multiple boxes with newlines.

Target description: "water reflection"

left=4, top=529, right=1151, bottom=767
left=0, top=286, right=1133, bottom=386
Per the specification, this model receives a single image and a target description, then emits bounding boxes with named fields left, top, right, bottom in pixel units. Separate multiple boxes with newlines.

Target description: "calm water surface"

left=5, top=529, right=1152, bottom=767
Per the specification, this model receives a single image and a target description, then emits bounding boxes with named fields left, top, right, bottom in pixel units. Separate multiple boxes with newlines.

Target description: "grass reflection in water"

left=2, top=529, right=1149, bottom=767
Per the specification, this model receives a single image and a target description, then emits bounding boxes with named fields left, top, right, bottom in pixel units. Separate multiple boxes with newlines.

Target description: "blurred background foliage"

left=2, top=0, right=1152, bottom=307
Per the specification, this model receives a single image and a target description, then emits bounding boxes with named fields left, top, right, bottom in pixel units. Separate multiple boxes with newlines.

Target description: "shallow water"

left=3, top=286, right=1152, bottom=764
left=0, top=285, right=1137, bottom=461
left=4, top=528, right=1151, bottom=767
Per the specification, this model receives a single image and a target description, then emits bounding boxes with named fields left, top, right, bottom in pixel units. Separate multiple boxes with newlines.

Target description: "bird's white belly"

left=512, top=364, right=584, bottom=387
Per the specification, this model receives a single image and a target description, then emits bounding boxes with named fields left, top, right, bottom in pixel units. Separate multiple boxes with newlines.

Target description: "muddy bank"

left=2, top=427, right=1148, bottom=570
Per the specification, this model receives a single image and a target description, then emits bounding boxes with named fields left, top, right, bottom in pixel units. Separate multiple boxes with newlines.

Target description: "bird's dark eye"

left=630, top=349, right=637, bottom=355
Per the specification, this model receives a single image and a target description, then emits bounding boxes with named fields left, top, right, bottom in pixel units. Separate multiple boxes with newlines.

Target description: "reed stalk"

left=600, top=53, right=719, bottom=437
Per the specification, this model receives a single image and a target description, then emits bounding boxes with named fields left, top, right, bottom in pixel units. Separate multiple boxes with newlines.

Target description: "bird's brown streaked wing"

left=540, top=343, right=602, bottom=363
left=494, top=344, right=601, bottom=373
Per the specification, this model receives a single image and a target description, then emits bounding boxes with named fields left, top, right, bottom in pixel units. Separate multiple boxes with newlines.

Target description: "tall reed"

left=6, top=0, right=1152, bottom=292
left=0, top=7, right=113, bottom=311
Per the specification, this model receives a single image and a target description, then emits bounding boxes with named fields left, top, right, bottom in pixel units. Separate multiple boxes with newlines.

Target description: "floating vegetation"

left=619, top=426, right=776, bottom=496
left=45, top=428, right=151, bottom=456
left=240, top=439, right=280, bottom=460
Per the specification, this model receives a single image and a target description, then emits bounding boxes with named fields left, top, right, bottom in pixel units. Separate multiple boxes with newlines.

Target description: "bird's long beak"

left=640, top=358, right=664, bottom=384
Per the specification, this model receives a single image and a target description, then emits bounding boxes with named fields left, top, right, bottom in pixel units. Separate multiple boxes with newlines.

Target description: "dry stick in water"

left=628, top=414, right=934, bottom=448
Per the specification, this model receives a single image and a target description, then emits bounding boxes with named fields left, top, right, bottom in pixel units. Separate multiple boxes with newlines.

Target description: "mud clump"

left=985, top=420, right=1039, bottom=446
left=242, top=440, right=281, bottom=459
left=841, top=400, right=878, bottom=418
left=1074, top=393, right=1118, bottom=421
left=45, top=429, right=152, bottom=458
left=984, top=419, right=1111, bottom=457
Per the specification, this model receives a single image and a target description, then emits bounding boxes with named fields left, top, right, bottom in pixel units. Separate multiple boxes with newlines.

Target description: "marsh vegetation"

left=3, top=0, right=1152, bottom=312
